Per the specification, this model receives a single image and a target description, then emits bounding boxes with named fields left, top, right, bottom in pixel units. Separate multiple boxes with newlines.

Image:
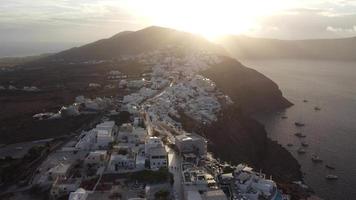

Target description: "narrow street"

left=166, top=146, right=183, bottom=200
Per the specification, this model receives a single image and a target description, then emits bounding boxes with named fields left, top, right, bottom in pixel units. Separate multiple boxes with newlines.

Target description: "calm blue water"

left=242, top=59, right=356, bottom=200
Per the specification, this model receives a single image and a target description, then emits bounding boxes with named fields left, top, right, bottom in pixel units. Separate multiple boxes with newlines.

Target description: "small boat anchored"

left=311, top=154, right=323, bottom=163
left=295, top=132, right=306, bottom=138
left=301, top=142, right=309, bottom=147
left=314, top=106, right=321, bottom=111
left=325, top=165, right=336, bottom=170
left=297, top=148, right=306, bottom=154
left=325, top=174, right=338, bottom=180
left=303, top=99, right=308, bottom=103
left=295, top=122, right=305, bottom=127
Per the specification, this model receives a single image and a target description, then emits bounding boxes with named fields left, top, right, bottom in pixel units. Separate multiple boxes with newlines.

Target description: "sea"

left=242, top=59, right=356, bottom=200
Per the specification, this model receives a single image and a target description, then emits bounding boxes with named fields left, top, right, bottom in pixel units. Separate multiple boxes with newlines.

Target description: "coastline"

left=179, top=105, right=310, bottom=198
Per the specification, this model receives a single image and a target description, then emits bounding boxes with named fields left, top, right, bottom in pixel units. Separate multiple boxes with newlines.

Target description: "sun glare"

left=125, top=0, right=294, bottom=40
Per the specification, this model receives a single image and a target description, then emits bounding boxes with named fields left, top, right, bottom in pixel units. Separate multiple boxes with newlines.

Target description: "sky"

left=1, top=0, right=356, bottom=56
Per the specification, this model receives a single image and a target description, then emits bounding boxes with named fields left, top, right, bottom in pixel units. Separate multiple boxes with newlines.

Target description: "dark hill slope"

left=202, top=57, right=292, bottom=113
left=46, top=26, right=227, bottom=61
left=24, top=26, right=291, bottom=113
left=180, top=105, right=303, bottom=195
left=219, top=35, right=356, bottom=61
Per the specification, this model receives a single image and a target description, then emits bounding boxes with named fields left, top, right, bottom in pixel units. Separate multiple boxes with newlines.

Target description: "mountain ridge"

left=38, top=26, right=228, bottom=62
left=218, top=35, right=356, bottom=61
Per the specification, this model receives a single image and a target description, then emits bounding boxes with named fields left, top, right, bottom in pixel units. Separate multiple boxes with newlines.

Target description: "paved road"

left=167, top=146, right=183, bottom=200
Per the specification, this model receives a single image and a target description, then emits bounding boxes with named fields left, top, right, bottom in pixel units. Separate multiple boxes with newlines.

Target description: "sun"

left=125, top=0, right=293, bottom=40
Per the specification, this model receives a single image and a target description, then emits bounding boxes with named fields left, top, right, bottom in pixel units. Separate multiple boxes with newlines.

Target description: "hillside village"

left=0, top=46, right=291, bottom=200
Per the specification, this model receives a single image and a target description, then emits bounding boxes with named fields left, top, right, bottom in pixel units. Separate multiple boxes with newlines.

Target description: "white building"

left=144, top=137, right=167, bottom=169
left=117, top=123, right=147, bottom=145
left=23, top=86, right=40, bottom=92
left=96, top=121, right=117, bottom=135
left=175, top=133, right=207, bottom=156
left=75, top=130, right=96, bottom=150
left=132, top=127, right=147, bottom=144
left=119, top=79, right=128, bottom=88
left=148, top=146, right=167, bottom=170
left=95, top=121, right=117, bottom=149
left=50, top=178, right=81, bottom=199
left=84, top=150, right=108, bottom=167
left=108, top=153, right=135, bottom=172
left=145, top=137, right=163, bottom=155
left=120, top=123, right=134, bottom=133
left=69, top=188, right=88, bottom=200
left=88, top=83, right=101, bottom=88
left=127, top=80, right=144, bottom=89
left=232, top=164, right=282, bottom=200
left=48, top=163, right=72, bottom=180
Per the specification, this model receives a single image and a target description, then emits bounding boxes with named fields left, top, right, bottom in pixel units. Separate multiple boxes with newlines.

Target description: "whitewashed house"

left=68, top=188, right=88, bottom=200
left=175, top=133, right=207, bottom=156
left=48, top=163, right=72, bottom=180
left=75, top=130, right=96, bottom=150
left=145, top=137, right=163, bottom=155
left=148, top=146, right=167, bottom=170
left=95, top=121, right=117, bottom=149
left=50, top=178, right=81, bottom=199
left=108, top=153, right=135, bottom=172
left=84, top=150, right=108, bottom=168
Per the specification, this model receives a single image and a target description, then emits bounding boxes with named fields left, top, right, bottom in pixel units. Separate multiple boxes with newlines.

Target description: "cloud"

left=1, top=0, right=356, bottom=45
left=0, top=0, right=145, bottom=43
left=249, top=6, right=356, bottom=39
left=326, top=25, right=356, bottom=33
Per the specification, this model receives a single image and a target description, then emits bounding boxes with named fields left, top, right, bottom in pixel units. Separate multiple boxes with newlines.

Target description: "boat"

left=297, top=148, right=306, bottom=154
left=301, top=142, right=309, bottom=147
left=295, top=122, right=305, bottom=127
left=303, top=99, right=308, bottom=103
left=287, top=143, right=293, bottom=147
left=325, top=165, right=336, bottom=170
left=325, top=174, right=338, bottom=180
left=314, top=106, right=321, bottom=111
left=281, top=116, right=288, bottom=119
left=311, top=155, right=323, bottom=163
left=294, top=132, right=306, bottom=138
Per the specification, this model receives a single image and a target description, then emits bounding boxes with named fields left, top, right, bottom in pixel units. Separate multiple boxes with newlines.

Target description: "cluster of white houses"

left=42, top=47, right=290, bottom=200
left=73, top=119, right=169, bottom=173
left=51, top=114, right=214, bottom=199
left=44, top=116, right=164, bottom=199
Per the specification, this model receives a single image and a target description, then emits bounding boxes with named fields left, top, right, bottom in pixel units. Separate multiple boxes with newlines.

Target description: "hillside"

left=35, top=26, right=227, bottom=62
left=21, top=26, right=290, bottom=113
left=0, top=26, right=292, bottom=144
left=202, top=57, right=291, bottom=113
left=218, top=35, right=356, bottom=61
left=0, top=54, right=51, bottom=68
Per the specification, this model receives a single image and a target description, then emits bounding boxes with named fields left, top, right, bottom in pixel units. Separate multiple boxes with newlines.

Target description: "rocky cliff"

left=203, top=56, right=292, bottom=114
left=180, top=105, right=302, bottom=183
